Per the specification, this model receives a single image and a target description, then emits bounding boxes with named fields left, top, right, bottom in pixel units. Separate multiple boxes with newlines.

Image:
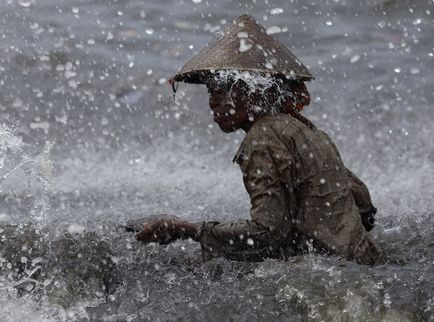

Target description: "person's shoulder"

left=243, top=114, right=278, bottom=143
left=233, top=113, right=296, bottom=164
left=247, top=113, right=300, bottom=141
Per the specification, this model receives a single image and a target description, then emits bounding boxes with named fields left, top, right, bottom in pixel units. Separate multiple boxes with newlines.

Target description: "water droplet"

left=270, top=8, right=284, bottom=15
left=239, top=39, right=252, bottom=52
left=237, top=32, right=248, bottom=38
left=65, top=71, right=76, bottom=79
left=265, top=62, right=273, bottom=69
left=377, top=21, right=386, bottom=28
left=18, top=0, right=32, bottom=8
left=65, top=62, right=73, bottom=70
left=266, top=26, right=281, bottom=35
left=68, top=80, right=78, bottom=88
left=350, top=55, right=360, bottom=63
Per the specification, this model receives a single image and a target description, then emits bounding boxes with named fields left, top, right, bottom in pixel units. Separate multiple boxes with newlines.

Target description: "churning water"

left=1, top=0, right=434, bottom=321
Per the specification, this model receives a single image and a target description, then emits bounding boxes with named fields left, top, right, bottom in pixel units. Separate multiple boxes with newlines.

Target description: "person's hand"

left=360, top=207, right=377, bottom=232
left=135, top=215, right=198, bottom=244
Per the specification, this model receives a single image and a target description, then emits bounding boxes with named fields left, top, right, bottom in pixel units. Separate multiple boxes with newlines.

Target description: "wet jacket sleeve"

left=324, top=131, right=377, bottom=231
left=345, top=168, right=377, bottom=231
left=197, top=129, right=294, bottom=261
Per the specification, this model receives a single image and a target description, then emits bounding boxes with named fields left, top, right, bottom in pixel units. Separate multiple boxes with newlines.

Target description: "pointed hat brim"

left=171, top=15, right=314, bottom=84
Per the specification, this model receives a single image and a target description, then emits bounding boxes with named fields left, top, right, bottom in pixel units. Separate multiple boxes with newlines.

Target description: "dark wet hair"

left=258, top=78, right=316, bottom=130
left=267, top=78, right=311, bottom=110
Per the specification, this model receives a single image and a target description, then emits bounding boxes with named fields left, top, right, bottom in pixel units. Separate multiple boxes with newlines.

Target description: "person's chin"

left=217, top=121, right=237, bottom=133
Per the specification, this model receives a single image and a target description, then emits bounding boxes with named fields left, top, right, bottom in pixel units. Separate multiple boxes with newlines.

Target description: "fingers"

left=135, top=222, right=174, bottom=244
left=135, top=230, right=173, bottom=244
left=133, top=217, right=185, bottom=244
left=135, top=226, right=155, bottom=242
left=124, top=215, right=162, bottom=232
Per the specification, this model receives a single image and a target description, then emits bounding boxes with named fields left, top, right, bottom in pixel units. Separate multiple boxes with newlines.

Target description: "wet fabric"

left=198, top=113, right=385, bottom=265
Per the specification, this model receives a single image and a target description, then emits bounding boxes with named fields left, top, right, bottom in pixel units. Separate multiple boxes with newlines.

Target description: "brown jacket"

left=198, top=113, right=385, bottom=265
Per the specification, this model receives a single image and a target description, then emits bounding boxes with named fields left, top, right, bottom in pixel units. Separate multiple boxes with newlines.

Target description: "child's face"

left=207, top=80, right=252, bottom=133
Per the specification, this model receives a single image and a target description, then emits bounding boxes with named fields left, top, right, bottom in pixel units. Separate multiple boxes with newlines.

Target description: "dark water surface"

left=1, top=0, right=434, bottom=321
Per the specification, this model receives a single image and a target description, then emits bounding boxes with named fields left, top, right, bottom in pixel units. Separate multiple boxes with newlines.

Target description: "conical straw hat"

left=171, top=15, right=314, bottom=84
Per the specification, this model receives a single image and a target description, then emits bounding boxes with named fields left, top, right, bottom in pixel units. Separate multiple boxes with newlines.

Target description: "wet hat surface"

left=172, top=15, right=314, bottom=84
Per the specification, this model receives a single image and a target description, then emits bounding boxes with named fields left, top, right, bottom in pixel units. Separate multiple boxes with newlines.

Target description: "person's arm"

left=133, top=215, right=200, bottom=244
left=345, top=168, right=377, bottom=231
left=135, top=129, right=295, bottom=261
left=346, top=169, right=376, bottom=214
left=196, top=128, right=296, bottom=261
left=324, top=131, right=377, bottom=232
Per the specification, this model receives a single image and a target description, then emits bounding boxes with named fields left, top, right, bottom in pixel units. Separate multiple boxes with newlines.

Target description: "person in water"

left=131, top=15, right=385, bottom=265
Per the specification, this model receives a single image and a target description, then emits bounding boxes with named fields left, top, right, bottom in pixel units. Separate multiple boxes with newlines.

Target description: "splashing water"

left=0, top=125, right=53, bottom=226
left=208, top=69, right=299, bottom=114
